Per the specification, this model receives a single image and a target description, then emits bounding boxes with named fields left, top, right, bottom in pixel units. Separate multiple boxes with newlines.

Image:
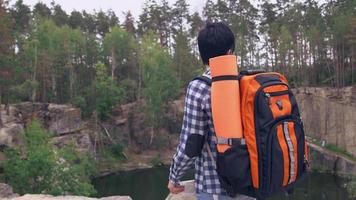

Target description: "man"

left=168, top=22, right=255, bottom=200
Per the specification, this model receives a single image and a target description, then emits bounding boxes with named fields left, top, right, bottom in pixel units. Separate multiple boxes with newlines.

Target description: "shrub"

left=3, top=120, right=97, bottom=196
left=110, top=143, right=125, bottom=160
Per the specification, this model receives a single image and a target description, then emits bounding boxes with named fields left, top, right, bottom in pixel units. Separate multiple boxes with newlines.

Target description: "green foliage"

left=3, top=120, right=97, bottom=196
left=110, top=143, right=126, bottom=160
left=0, top=1, right=15, bottom=104
left=72, top=95, right=87, bottom=114
left=172, top=31, right=200, bottom=86
left=103, top=26, right=132, bottom=68
left=140, top=33, right=179, bottom=129
left=150, top=154, right=162, bottom=167
left=9, top=80, right=39, bottom=102
left=95, top=62, right=124, bottom=120
left=95, top=143, right=125, bottom=172
left=346, top=178, right=356, bottom=199
left=325, top=143, right=356, bottom=161
left=120, top=78, right=138, bottom=103
left=2, top=0, right=356, bottom=120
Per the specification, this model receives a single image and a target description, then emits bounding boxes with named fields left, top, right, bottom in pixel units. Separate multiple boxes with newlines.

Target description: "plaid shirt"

left=169, top=70, right=224, bottom=194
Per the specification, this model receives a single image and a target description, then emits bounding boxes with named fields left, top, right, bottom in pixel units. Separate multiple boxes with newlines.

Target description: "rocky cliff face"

left=293, top=86, right=356, bottom=156
left=0, top=100, right=183, bottom=169
left=1, top=86, right=355, bottom=165
left=0, top=103, right=93, bottom=156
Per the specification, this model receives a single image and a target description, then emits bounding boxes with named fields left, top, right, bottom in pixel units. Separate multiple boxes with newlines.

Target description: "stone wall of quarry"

left=0, top=86, right=355, bottom=169
left=292, top=86, right=356, bottom=157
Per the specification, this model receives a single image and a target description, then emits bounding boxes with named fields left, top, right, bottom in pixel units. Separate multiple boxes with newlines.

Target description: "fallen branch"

left=98, top=122, right=114, bottom=144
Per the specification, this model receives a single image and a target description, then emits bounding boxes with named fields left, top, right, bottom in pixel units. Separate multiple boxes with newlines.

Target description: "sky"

left=13, top=0, right=206, bottom=21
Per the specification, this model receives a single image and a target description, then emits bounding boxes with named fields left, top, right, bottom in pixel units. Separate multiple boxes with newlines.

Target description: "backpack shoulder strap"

left=193, top=75, right=212, bottom=86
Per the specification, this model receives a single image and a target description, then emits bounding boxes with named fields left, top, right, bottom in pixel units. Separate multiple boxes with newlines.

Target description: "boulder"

left=12, top=102, right=84, bottom=136
left=0, top=183, right=19, bottom=198
left=0, top=102, right=93, bottom=155
left=0, top=105, right=25, bottom=149
left=47, top=104, right=83, bottom=135
left=0, top=105, right=21, bottom=125
left=0, top=123, right=24, bottom=148
left=51, top=129, right=93, bottom=153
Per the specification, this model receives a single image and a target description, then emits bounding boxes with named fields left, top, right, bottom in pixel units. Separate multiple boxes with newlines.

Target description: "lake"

left=92, top=166, right=355, bottom=200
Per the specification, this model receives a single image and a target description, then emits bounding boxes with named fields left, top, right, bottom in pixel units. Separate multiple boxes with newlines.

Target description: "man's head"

left=197, top=22, right=235, bottom=65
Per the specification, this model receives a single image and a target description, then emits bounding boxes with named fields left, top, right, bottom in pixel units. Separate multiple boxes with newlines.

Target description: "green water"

left=92, top=166, right=355, bottom=200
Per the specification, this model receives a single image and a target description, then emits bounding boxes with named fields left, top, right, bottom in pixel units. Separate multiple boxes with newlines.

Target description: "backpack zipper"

left=264, top=90, right=290, bottom=106
left=254, top=80, right=289, bottom=189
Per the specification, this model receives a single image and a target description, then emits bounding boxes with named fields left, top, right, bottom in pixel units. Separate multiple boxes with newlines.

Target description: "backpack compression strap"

left=193, top=75, right=246, bottom=147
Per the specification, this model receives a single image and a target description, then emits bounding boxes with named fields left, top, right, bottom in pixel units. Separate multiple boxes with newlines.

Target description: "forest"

left=0, top=0, right=355, bottom=197
left=0, top=0, right=355, bottom=122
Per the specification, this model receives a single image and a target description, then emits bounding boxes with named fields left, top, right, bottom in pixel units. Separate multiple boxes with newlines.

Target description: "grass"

left=307, top=136, right=356, bottom=161
left=325, top=143, right=356, bottom=161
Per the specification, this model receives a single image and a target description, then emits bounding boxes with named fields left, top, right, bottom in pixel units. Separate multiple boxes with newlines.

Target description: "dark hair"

left=197, top=22, right=235, bottom=65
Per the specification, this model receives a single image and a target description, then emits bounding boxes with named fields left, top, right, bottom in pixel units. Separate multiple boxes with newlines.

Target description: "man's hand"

left=167, top=181, right=185, bottom=194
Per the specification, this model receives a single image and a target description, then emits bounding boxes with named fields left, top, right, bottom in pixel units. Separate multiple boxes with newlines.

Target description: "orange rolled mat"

left=209, top=55, right=243, bottom=153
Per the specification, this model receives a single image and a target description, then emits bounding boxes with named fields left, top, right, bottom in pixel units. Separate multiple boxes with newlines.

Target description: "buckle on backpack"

left=217, top=137, right=246, bottom=146
left=216, top=137, right=231, bottom=145
left=227, top=138, right=233, bottom=146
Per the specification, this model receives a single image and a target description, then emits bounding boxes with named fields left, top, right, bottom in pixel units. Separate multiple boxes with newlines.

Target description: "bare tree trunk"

left=42, top=67, right=46, bottom=102
left=149, top=126, right=154, bottom=146
left=31, top=44, right=38, bottom=102
left=69, top=54, right=75, bottom=102
left=69, top=66, right=75, bottom=102
left=138, top=62, right=142, bottom=100
left=51, top=72, right=57, bottom=102
left=111, top=47, right=117, bottom=81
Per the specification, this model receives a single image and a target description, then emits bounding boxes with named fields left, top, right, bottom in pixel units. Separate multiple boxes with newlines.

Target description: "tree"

left=0, top=0, right=14, bottom=107
left=107, top=9, right=119, bottom=28
left=68, top=10, right=83, bottom=29
left=189, top=11, right=203, bottom=56
left=33, top=2, right=51, bottom=19
left=203, top=0, right=217, bottom=22
left=172, top=0, right=189, bottom=33
left=82, top=11, right=96, bottom=34
left=140, top=32, right=179, bottom=145
left=94, top=62, right=124, bottom=120
left=138, top=0, right=172, bottom=46
left=3, top=120, right=96, bottom=196
left=189, top=11, right=203, bottom=39
left=95, top=10, right=110, bottom=37
left=123, top=11, right=136, bottom=35
left=10, top=0, right=31, bottom=35
left=172, top=31, right=199, bottom=86
left=51, top=2, right=68, bottom=26
left=103, top=26, right=133, bottom=81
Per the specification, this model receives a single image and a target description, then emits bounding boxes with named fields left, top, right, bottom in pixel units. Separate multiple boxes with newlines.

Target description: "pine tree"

left=203, top=0, right=217, bottom=22
left=68, top=10, right=83, bottom=29
left=10, top=0, right=31, bottom=34
left=123, top=11, right=136, bottom=36
left=51, top=2, right=68, bottom=26
left=0, top=0, right=14, bottom=106
left=33, top=2, right=51, bottom=19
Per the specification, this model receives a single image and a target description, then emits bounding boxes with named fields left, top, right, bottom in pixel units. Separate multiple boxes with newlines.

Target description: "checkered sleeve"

left=169, top=80, right=207, bottom=184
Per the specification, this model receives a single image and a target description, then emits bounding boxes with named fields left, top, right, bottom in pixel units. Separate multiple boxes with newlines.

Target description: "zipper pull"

left=265, top=93, right=271, bottom=105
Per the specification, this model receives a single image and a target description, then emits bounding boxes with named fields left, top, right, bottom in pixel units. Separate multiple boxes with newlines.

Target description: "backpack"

left=195, top=70, right=309, bottom=200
